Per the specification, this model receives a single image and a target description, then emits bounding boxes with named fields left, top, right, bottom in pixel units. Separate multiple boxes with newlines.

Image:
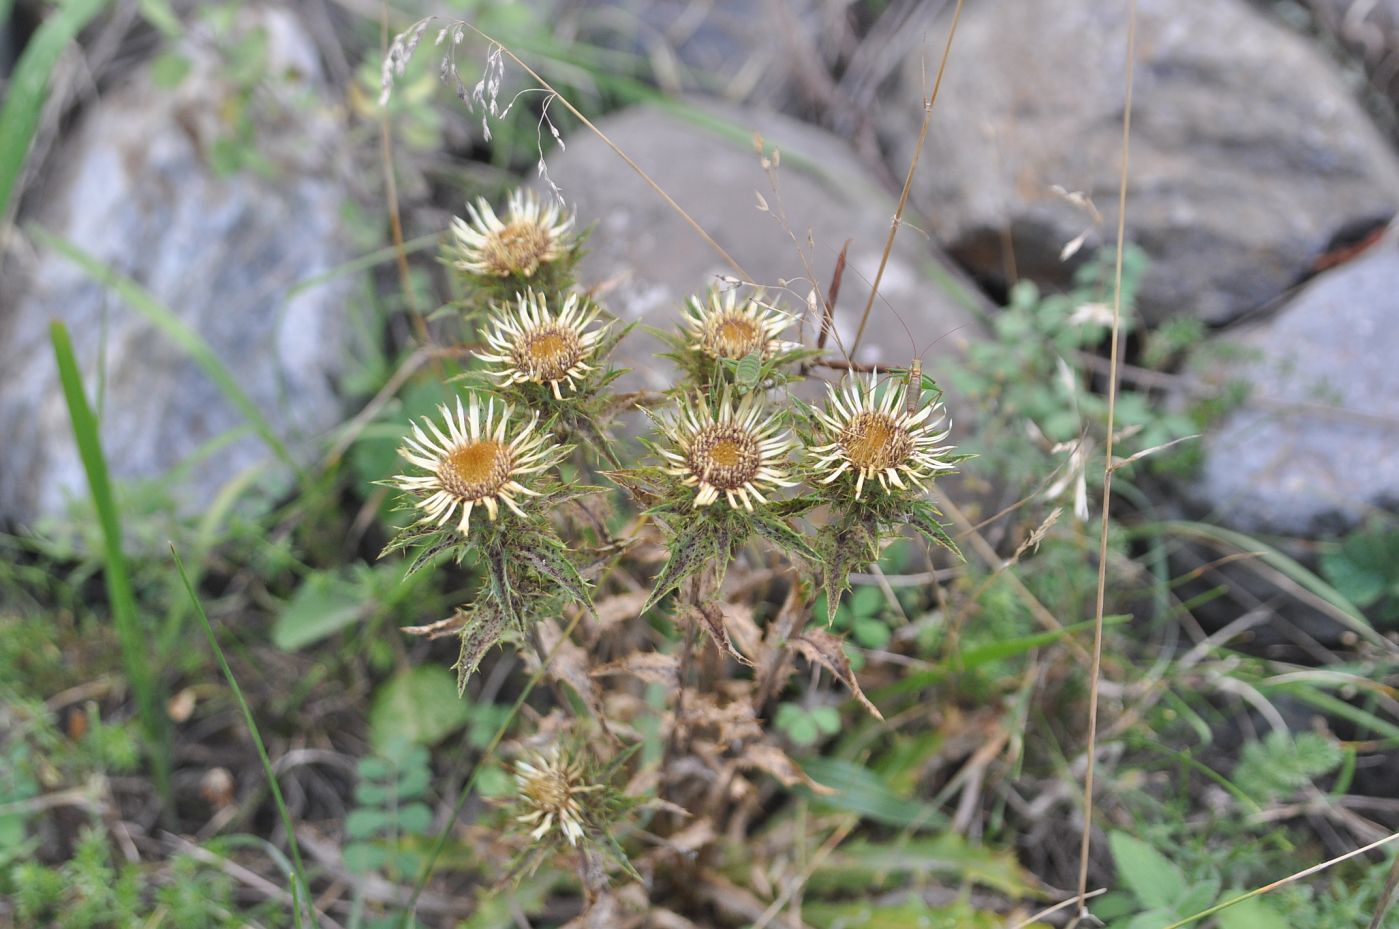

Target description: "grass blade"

left=33, top=228, right=306, bottom=482
left=1164, top=519, right=1388, bottom=649
left=0, top=0, right=110, bottom=222
left=49, top=321, right=172, bottom=808
left=171, top=545, right=309, bottom=929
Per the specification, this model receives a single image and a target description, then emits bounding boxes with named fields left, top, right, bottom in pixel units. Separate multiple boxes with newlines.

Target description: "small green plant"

left=345, top=740, right=435, bottom=880
left=9, top=827, right=243, bottom=929
left=1095, top=831, right=1288, bottom=929
left=774, top=701, right=842, bottom=747
left=1321, top=517, right=1399, bottom=627
left=830, top=585, right=895, bottom=651
left=1232, top=730, right=1343, bottom=805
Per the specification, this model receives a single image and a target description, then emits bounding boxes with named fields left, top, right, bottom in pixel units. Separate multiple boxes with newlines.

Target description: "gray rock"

left=538, top=102, right=991, bottom=411
left=1298, top=0, right=1399, bottom=127
left=546, top=0, right=834, bottom=110
left=1192, top=239, right=1399, bottom=534
left=883, top=0, right=1399, bottom=326
left=0, top=7, right=354, bottom=529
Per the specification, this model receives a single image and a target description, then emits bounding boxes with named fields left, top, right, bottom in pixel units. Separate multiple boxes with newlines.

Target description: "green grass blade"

left=1162, top=520, right=1388, bottom=649
left=33, top=228, right=307, bottom=482
left=172, top=545, right=309, bottom=929
left=0, top=0, right=111, bottom=221
left=49, top=321, right=172, bottom=808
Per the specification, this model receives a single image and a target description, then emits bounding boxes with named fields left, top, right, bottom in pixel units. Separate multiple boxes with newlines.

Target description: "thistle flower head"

left=682, top=289, right=791, bottom=361
left=477, top=290, right=609, bottom=399
left=514, top=749, right=599, bottom=846
left=659, top=390, right=796, bottom=511
left=448, top=189, right=575, bottom=278
left=393, top=394, right=554, bottom=534
left=810, top=370, right=956, bottom=499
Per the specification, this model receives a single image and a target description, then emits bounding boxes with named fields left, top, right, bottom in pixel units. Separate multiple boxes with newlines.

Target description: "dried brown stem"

left=1074, top=1, right=1137, bottom=918
left=849, top=0, right=965, bottom=358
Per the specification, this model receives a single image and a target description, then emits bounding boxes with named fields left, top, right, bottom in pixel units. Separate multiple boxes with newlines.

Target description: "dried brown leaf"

left=720, top=602, right=763, bottom=663
left=401, top=613, right=467, bottom=639
left=690, top=602, right=753, bottom=667
left=791, top=628, right=884, bottom=721
left=740, top=743, right=837, bottom=795
left=592, top=590, right=650, bottom=630
left=531, top=619, right=605, bottom=719
left=592, top=651, right=680, bottom=687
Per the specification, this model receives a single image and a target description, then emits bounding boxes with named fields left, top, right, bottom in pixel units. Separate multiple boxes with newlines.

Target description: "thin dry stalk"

left=379, top=5, right=427, bottom=344
left=1154, top=830, right=1399, bottom=929
left=1073, top=0, right=1138, bottom=918
left=848, top=0, right=965, bottom=358
left=1368, top=845, right=1399, bottom=929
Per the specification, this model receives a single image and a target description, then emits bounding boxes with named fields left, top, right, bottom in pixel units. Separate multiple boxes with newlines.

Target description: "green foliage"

left=369, top=666, right=474, bottom=753
left=0, top=0, right=110, bottom=221
left=9, top=827, right=242, bottom=929
left=801, top=758, right=946, bottom=830
left=1100, top=832, right=1228, bottom=929
left=949, top=245, right=1196, bottom=489
left=273, top=562, right=428, bottom=652
left=1321, top=517, right=1399, bottom=626
left=775, top=701, right=841, bottom=746
left=829, top=585, right=894, bottom=650
left=1232, top=731, right=1342, bottom=803
left=344, top=741, right=435, bottom=879
left=50, top=322, right=171, bottom=805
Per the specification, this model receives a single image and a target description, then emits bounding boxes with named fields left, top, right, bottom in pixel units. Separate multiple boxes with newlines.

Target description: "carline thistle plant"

left=379, top=181, right=965, bottom=888
left=445, top=188, right=585, bottom=306
left=800, top=369, right=969, bottom=622
left=658, top=287, right=814, bottom=389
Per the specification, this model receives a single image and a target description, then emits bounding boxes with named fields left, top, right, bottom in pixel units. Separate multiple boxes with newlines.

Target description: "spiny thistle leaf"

left=520, top=541, right=592, bottom=610
left=907, top=500, right=961, bottom=557
left=751, top=513, right=819, bottom=564
left=820, top=519, right=880, bottom=625
left=643, top=518, right=728, bottom=613
left=455, top=604, right=509, bottom=693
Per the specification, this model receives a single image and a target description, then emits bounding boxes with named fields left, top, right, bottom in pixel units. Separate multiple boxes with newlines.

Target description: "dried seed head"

left=514, top=750, right=599, bottom=846
left=449, top=189, right=574, bottom=278
left=393, top=394, right=554, bottom=534
left=659, top=390, right=796, bottom=510
left=811, top=370, right=957, bottom=499
left=477, top=290, right=608, bottom=399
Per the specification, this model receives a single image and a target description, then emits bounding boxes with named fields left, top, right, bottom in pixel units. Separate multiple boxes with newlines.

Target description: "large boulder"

left=1190, top=239, right=1399, bottom=535
left=0, top=8, right=355, bottom=528
left=883, top=0, right=1399, bottom=326
left=545, top=0, right=833, bottom=111
left=538, top=101, right=991, bottom=407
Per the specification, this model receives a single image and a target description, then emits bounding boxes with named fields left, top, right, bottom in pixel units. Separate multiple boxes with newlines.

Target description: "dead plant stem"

left=849, top=0, right=964, bottom=358
left=1074, top=0, right=1137, bottom=918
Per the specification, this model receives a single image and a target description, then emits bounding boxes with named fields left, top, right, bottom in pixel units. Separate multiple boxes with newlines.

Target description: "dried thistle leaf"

left=790, top=629, right=884, bottom=721
left=402, top=613, right=467, bottom=639
left=719, top=602, right=763, bottom=663
left=591, top=590, right=651, bottom=631
left=741, top=743, right=837, bottom=795
left=531, top=619, right=605, bottom=719
left=592, top=651, right=680, bottom=686
left=455, top=605, right=508, bottom=694
left=690, top=602, right=754, bottom=667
